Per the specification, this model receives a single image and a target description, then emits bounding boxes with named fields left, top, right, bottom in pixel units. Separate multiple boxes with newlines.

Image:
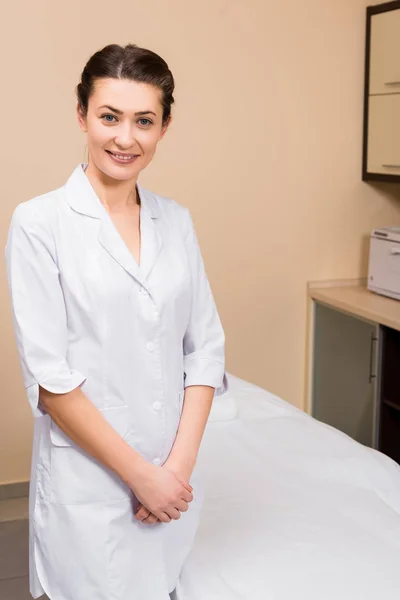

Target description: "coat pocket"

left=49, top=405, right=133, bottom=505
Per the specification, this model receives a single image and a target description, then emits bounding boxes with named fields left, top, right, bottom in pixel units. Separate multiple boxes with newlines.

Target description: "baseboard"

left=0, top=481, right=29, bottom=500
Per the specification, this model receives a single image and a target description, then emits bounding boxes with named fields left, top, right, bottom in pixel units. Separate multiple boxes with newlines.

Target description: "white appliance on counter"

left=368, top=227, right=400, bottom=300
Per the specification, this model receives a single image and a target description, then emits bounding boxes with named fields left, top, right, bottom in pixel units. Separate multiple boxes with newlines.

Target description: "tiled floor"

left=0, top=497, right=47, bottom=600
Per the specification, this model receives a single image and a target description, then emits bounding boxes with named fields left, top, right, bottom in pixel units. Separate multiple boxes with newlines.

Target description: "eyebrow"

left=98, top=105, right=157, bottom=117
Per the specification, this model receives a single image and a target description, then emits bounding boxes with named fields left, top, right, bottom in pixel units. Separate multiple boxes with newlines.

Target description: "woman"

left=5, top=43, right=227, bottom=600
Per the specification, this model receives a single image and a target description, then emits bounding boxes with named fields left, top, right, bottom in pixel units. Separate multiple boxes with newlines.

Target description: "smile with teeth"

left=109, top=152, right=137, bottom=160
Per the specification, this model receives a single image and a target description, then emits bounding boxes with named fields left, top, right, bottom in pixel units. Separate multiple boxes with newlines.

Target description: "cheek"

left=88, top=125, right=110, bottom=148
left=139, top=128, right=161, bottom=149
left=142, top=149, right=156, bottom=167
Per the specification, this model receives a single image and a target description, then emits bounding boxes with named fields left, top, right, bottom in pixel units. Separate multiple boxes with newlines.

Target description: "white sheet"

left=176, top=374, right=400, bottom=600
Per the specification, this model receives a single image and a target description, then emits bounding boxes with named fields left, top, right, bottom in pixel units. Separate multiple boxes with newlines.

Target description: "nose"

left=114, top=124, right=137, bottom=150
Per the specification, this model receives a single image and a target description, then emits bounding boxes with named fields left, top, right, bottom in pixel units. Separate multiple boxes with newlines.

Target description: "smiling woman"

left=75, top=45, right=174, bottom=204
left=5, top=42, right=228, bottom=600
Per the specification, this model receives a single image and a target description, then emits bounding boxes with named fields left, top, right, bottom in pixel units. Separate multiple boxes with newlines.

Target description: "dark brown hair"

left=76, top=43, right=175, bottom=126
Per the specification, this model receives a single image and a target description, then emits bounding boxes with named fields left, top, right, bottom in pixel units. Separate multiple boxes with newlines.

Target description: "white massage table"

left=175, top=374, right=400, bottom=600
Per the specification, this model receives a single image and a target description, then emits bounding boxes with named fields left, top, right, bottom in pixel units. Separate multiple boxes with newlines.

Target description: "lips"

left=106, top=150, right=139, bottom=164
left=106, top=150, right=138, bottom=158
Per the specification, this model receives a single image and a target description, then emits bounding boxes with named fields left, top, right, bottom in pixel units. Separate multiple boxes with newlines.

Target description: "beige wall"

left=1, top=0, right=400, bottom=485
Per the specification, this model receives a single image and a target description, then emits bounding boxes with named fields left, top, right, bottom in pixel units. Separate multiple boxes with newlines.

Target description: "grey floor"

left=0, top=497, right=47, bottom=600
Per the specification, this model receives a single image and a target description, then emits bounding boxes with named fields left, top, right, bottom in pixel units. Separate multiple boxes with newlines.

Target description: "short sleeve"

left=182, top=208, right=228, bottom=397
left=4, top=202, right=87, bottom=417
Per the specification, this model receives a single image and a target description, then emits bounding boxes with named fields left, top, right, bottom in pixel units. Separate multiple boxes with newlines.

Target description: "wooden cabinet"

left=369, top=8, right=400, bottom=95
left=367, top=95, right=400, bottom=174
left=307, top=285, right=400, bottom=465
left=363, top=1, right=400, bottom=181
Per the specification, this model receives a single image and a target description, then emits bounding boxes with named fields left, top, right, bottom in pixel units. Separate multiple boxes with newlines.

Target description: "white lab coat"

left=5, top=163, right=227, bottom=600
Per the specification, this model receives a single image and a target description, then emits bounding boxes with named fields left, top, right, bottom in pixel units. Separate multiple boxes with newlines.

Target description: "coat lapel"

left=137, top=201, right=163, bottom=283
left=63, top=163, right=163, bottom=290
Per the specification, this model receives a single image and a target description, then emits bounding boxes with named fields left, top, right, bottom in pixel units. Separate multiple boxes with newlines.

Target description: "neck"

left=84, top=160, right=139, bottom=213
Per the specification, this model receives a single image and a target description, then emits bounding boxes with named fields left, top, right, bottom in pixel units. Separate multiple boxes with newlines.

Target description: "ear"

left=76, top=103, right=88, bottom=133
left=159, top=115, right=172, bottom=140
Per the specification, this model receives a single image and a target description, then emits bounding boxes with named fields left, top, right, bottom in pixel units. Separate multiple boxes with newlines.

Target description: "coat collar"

left=63, top=163, right=163, bottom=289
left=63, top=162, right=160, bottom=220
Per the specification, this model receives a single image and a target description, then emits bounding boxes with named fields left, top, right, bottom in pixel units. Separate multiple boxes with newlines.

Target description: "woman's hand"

left=134, top=459, right=194, bottom=524
left=130, top=461, right=193, bottom=524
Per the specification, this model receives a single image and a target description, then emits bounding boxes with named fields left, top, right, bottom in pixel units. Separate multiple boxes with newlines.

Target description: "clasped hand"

left=132, top=460, right=193, bottom=525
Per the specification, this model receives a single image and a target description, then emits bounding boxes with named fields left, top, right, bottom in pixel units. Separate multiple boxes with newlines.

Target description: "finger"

left=135, top=501, right=144, bottom=512
left=136, top=502, right=157, bottom=517
left=177, top=478, right=192, bottom=493
left=142, top=513, right=159, bottom=525
left=135, top=504, right=150, bottom=518
left=158, top=512, right=172, bottom=523
left=176, top=500, right=189, bottom=512
left=166, top=507, right=181, bottom=521
left=144, top=511, right=161, bottom=523
left=182, top=489, right=194, bottom=503
left=135, top=506, right=151, bottom=521
left=164, top=466, right=193, bottom=492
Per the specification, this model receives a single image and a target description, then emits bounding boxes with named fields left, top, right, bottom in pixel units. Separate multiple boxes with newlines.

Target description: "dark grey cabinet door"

left=312, top=303, right=380, bottom=448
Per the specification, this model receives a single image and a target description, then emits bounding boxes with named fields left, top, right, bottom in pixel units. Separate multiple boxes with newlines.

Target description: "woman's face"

left=77, top=77, right=170, bottom=181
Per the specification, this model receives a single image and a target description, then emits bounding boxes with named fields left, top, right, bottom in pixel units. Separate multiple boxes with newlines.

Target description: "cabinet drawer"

left=369, top=8, right=400, bottom=95
left=367, top=94, right=400, bottom=175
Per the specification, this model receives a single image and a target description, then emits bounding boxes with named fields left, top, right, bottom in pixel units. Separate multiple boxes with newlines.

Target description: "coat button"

left=152, top=457, right=161, bottom=465
left=146, top=342, right=155, bottom=352
left=152, top=401, right=162, bottom=411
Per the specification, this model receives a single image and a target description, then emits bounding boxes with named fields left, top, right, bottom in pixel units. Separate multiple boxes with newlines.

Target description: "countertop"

left=308, top=283, right=400, bottom=332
